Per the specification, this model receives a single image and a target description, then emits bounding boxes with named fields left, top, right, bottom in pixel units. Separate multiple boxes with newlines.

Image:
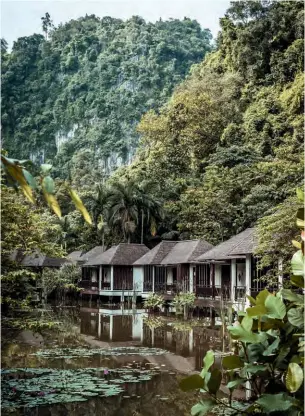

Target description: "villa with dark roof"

left=195, top=228, right=277, bottom=304
left=134, top=239, right=213, bottom=298
left=80, top=243, right=149, bottom=299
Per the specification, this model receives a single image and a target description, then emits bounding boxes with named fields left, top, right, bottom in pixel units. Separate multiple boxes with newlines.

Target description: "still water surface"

left=2, top=305, right=232, bottom=416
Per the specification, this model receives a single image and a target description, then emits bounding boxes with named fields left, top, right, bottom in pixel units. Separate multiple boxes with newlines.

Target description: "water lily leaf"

left=286, top=362, right=304, bottom=393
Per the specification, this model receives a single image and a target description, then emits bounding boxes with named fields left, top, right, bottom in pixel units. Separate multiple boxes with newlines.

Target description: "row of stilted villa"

left=72, top=228, right=280, bottom=307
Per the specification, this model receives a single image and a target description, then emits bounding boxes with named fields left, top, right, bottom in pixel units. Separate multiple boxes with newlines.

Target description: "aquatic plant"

left=1, top=367, right=158, bottom=409
left=143, top=293, right=164, bottom=310
left=31, top=346, right=170, bottom=359
left=143, top=316, right=164, bottom=330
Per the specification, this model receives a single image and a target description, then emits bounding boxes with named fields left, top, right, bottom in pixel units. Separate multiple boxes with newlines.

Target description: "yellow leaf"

left=4, top=161, right=35, bottom=204
left=69, top=188, right=92, bottom=225
left=43, top=191, right=62, bottom=218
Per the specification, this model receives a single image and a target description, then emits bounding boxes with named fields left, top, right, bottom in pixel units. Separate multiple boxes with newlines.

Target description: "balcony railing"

left=155, top=283, right=178, bottom=295
left=79, top=280, right=98, bottom=291
left=234, top=286, right=246, bottom=300
left=195, top=285, right=231, bottom=300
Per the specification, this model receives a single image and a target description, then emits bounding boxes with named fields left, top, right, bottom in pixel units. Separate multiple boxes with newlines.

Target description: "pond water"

left=1, top=305, right=233, bottom=415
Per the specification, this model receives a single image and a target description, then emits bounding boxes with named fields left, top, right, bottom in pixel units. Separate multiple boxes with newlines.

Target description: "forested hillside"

left=1, top=1, right=304, bottom=274
left=113, top=0, right=304, bottom=270
left=1, top=15, right=212, bottom=177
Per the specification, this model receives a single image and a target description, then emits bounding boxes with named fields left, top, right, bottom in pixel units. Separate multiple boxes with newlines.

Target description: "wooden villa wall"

left=113, top=266, right=133, bottom=290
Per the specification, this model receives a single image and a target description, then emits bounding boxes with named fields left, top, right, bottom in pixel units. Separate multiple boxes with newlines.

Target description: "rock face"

left=1, top=16, right=212, bottom=178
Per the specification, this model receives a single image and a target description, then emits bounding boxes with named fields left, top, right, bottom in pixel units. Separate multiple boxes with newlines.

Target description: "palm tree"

left=106, top=180, right=163, bottom=243
left=106, top=181, right=139, bottom=243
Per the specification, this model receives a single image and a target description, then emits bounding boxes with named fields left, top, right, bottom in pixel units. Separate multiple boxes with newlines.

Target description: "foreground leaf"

left=262, top=337, right=280, bottom=356
left=286, top=362, right=304, bottom=393
left=191, top=400, right=215, bottom=416
left=291, top=250, right=304, bottom=276
left=256, top=393, right=298, bottom=412
left=200, top=350, right=214, bottom=378
left=43, top=191, right=62, bottom=218
left=226, top=379, right=244, bottom=390
left=179, top=374, right=204, bottom=392
left=265, top=294, right=286, bottom=319
left=207, top=368, right=221, bottom=394
left=228, top=325, right=267, bottom=344
left=281, top=289, right=304, bottom=305
left=222, top=355, right=243, bottom=370
left=69, top=188, right=92, bottom=225
left=287, top=308, right=304, bottom=327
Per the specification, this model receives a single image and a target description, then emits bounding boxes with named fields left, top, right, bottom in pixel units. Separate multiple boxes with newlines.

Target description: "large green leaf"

left=287, top=308, right=304, bottom=327
left=256, top=289, right=271, bottom=305
left=241, top=364, right=267, bottom=376
left=281, top=289, right=304, bottom=305
left=41, top=164, right=53, bottom=173
left=228, top=325, right=267, bottom=344
left=179, top=374, right=204, bottom=392
left=191, top=400, right=215, bottom=416
left=246, top=295, right=256, bottom=305
left=226, top=379, right=244, bottom=390
left=262, top=337, right=280, bottom=356
left=291, top=250, right=304, bottom=276
left=274, top=346, right=290, bottom=368
left=265, top=295, right=286, bottom=319
left=207, top=368, right=222, bottom=394
left=241, top=315, right=253, bottom=331
left=222, top=355, right=243, bottom=370
left=286, top=363, right=304, bottom=393
left=23, top=169, right=37, bottom=189
left=257, top=393, right=299, bottom=412
left=291, top=275, right=305, bottom=288
left=246, top=304, right=267, bottom=317
left=42, top=176, right=55, bottom=194
left=200, top=350, right=214, bottom=378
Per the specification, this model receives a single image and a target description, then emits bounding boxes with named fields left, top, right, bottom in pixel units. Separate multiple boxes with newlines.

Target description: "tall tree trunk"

left=141, top=209, right=144, bottom=244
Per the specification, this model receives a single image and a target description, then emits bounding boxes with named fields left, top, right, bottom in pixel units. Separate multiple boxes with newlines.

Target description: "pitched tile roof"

left=197, top=228, right=256, bottom=261
left=134, top=239, right=213, bottom=266
left=133, top=241, right=177, bottom=265
left=79, top=246, right=105, bottom=263
left=67, top=250, right=86, bottom=262
left=161, top=240, right=214, bottom=265
left=10, top=250, right=68, bottom=268
left=85, top=244, right=149, bottom=266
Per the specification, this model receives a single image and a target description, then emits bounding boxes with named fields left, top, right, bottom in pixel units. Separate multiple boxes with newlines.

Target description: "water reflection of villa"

left=78, top=228, right=279, bottom=306
left=79, top=308, right=230, bottom=372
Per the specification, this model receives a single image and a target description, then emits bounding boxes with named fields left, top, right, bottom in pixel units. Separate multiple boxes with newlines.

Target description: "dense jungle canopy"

left=1, top=0, right=304, bottom=274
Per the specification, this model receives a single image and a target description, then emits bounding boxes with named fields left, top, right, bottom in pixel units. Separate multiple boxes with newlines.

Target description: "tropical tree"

left=106, top=180, right=163, bottom=243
